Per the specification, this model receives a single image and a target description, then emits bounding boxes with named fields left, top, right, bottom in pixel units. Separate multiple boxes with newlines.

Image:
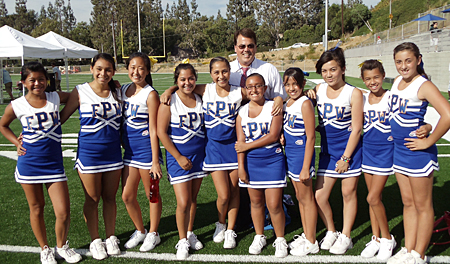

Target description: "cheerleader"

left=157, top=63, right=206, bottom=260
left=120, top=52, right=163, bottom=251
left=281, top=68, right=319, bottom=256
left=235, top=73, right=288, bottom=258
left=60, top=53, right=123, bottom=260
left=307, top=46, right=363, bottom=255
left=386, top=42, right=450, bottom=264
left=0, top=62, right=81, bottom=264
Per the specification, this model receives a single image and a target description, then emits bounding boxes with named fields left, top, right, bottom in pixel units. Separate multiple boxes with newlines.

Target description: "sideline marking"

left=0, top=244, right=449, bottom=263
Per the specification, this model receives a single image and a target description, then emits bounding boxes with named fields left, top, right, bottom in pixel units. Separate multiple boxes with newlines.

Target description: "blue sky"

left=3, top=0, right=381, bottom=23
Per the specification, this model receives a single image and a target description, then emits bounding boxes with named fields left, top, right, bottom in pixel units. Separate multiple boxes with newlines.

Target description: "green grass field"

left=0, top=73, right=449, bottom=263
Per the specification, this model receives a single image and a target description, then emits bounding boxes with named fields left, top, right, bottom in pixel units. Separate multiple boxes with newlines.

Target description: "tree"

left=90, top=0, right=115, bottom=54
left=62, top=0, right=76, bottom=36
left=190, top=0, right=199, bottom=21
left=254, top=0, right=290, bottom=48
left=13, top=0, right=36, bottom=34
left=70, top=21, right=93, bottom=48
left=0, top=0, right=8, bottom=26
left=226, top=0, right=255, bottom=31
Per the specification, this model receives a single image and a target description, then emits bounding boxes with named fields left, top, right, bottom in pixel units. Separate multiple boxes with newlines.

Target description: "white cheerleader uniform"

left=122, top=83, right=162, bottom=169
left=283, top=96, right=315, bottom=181
left=11, top=92, right=67, bottom=183
left=75, top=83, right=123, bottom=174
left=238, top=100, right=286, bottom=188
left=166, top=93, right=207, bottom=185
left=202, top=83, right=242, bottom=171
left=316, top=83, right=362, bottom=178
left=389, top=76, right=438, bottom=177
left=362, top=91, right=394, bottom=176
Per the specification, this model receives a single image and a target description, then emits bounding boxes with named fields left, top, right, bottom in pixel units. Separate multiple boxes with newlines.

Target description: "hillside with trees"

left=0, top=0, right=446, bottom=62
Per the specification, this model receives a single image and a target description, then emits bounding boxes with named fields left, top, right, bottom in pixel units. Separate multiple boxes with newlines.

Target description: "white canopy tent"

left=37, top=31, right=98, bottom=92
left=0, top=25, right=65, bottom=103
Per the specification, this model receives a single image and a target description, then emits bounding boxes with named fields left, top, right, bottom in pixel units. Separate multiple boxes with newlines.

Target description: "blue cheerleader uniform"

left=166, top=93, right=207, bottom=184
left=283, top=96, right=315, bottom=181
left=362, top=91, right=394, bottom=176
left=11, top=92, right=67, bottom=184
left=122, top=83, right=162, bottom=169
left=389, top=76, right=439, bottom=177
left=238, top=100, right=286, bottom=188
left=316, top=83, right=362, bottom=178
left=202, top=83, right=242, bottom=171
left=75, top=83, right=123, bottom=174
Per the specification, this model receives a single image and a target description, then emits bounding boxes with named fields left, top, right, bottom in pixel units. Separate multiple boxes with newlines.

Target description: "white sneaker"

left=105, top=235, right=121, bottom=255
left=40, top=245, right=57, bottom=264
left=361, top=235, right=380, bottom=258
left=320, top=231, right=338, bottom=250
left=140, top=232, right=161, bottom=252
left=187, top=232, right=203, bottom=250
left=213, top=222, right=226, bottom=243
left=397, top=251, right=426, bottom=264
left=223, top=230, right=237, bottom=249
left=377, top=235, right=397, bottom=261
left=249, top=234, right=267, bottom=255
left=89, top=238, right=107, bottom=260
left=124, top=229, right=147, bottom=249
left=55, top=241, right=82, bottom=263
left=273, top=237, right=288, bottom=258
left=288, top=233, right=306, bottom=249
left=290, top=238, right=319, bottom=256
left=175, top=238, right=190, bottom=260
left=329, top=233, right=353, bottom=254
left=387, top=247, right=408, bottom=264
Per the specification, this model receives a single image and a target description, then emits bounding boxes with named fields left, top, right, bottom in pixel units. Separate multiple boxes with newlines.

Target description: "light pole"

left=137, top=0, right=141, bottom=52
left=324, top=0, right=328, bottom=51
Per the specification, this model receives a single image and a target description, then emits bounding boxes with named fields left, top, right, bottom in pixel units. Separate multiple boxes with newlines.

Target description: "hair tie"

left=331, top=41, right=342, bottom=51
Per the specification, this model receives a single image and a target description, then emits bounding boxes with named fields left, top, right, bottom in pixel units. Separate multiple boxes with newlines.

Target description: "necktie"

left=240, top=67, right=249, bottom=88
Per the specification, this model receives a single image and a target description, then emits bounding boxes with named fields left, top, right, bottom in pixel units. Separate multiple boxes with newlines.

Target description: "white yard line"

left=0, top=244, right=448, bottom=263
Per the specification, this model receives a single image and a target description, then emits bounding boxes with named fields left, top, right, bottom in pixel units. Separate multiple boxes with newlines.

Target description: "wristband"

left=340, top=155, right=351, bottom=163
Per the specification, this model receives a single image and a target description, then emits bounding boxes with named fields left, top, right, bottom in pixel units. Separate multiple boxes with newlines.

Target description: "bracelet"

left=340, top=155, right=351, bottom=163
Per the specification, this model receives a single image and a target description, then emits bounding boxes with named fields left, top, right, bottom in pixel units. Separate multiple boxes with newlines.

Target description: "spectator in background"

left=430, top=22, right=440, bottom=52
left=52, top=62, right=62, bottom=91
left=2, top=65, right=14, bottom=100
left=376, top=36, right=382, bottom=56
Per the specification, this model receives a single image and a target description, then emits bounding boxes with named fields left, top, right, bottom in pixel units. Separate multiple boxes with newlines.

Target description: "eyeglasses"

left=246, top=84, right=265, bottom=90
left=237, top=44, right=256, bottom=50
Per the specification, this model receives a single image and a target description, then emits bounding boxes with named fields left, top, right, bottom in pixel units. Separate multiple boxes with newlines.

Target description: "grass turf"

left=0, top=73, right=449, bottom=263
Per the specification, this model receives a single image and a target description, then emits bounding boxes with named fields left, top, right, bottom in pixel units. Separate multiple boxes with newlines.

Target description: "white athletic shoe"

left=288, top=233, right=306, bottom=249
left=387, top=247, right=408, bottom=264
left=89, top=238, right=107, bottom=260
left=55, top=241, right=82, bottom=263
left=40, top=245, right=57, bottom=264
left=320, top=231, right=338, bottom=250
left=105, top=235, right=121, bottom=255
left=329, top=233, right=353, bottom=255
left=397, top=250, right=426, bottom=264
left=290, top=238, right=319, bottom=256
left=377, top=235, right=396, bottom=261
left=187, top=232, right=203, bottom=250
left=248, top=234, right=267, bottom=255
left=124, top=229, right=147, bottom=249
left=273, top=237, right=288, bottom=258
left=213, top=222, right=227, bottom=243
left=223, top=230, right=237, bottom=249
left=140, top=232, right=161, bottom=252
left=360, top=235, right=380, bottom=258
left=175, top=238, right=190, bottom=260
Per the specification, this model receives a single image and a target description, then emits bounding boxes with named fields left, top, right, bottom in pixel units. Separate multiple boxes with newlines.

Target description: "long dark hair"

left=316, top=47, right=346, bottom=81
left=126, top=52, right=153, bottom=86
left=21, top=61, right=48, bottom=81
left=393, top=42, right=428, bottom=80
left=283, top=67, right=305, bottom=88
left=91, top=53, right=120, bottom=102
left=209, top=57, right=230, bottom=73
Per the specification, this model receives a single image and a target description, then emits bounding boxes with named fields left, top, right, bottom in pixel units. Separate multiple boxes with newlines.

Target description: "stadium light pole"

left=324, top=0, right=328, bottom=50
left=137, top=0, right=142, bottom=52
